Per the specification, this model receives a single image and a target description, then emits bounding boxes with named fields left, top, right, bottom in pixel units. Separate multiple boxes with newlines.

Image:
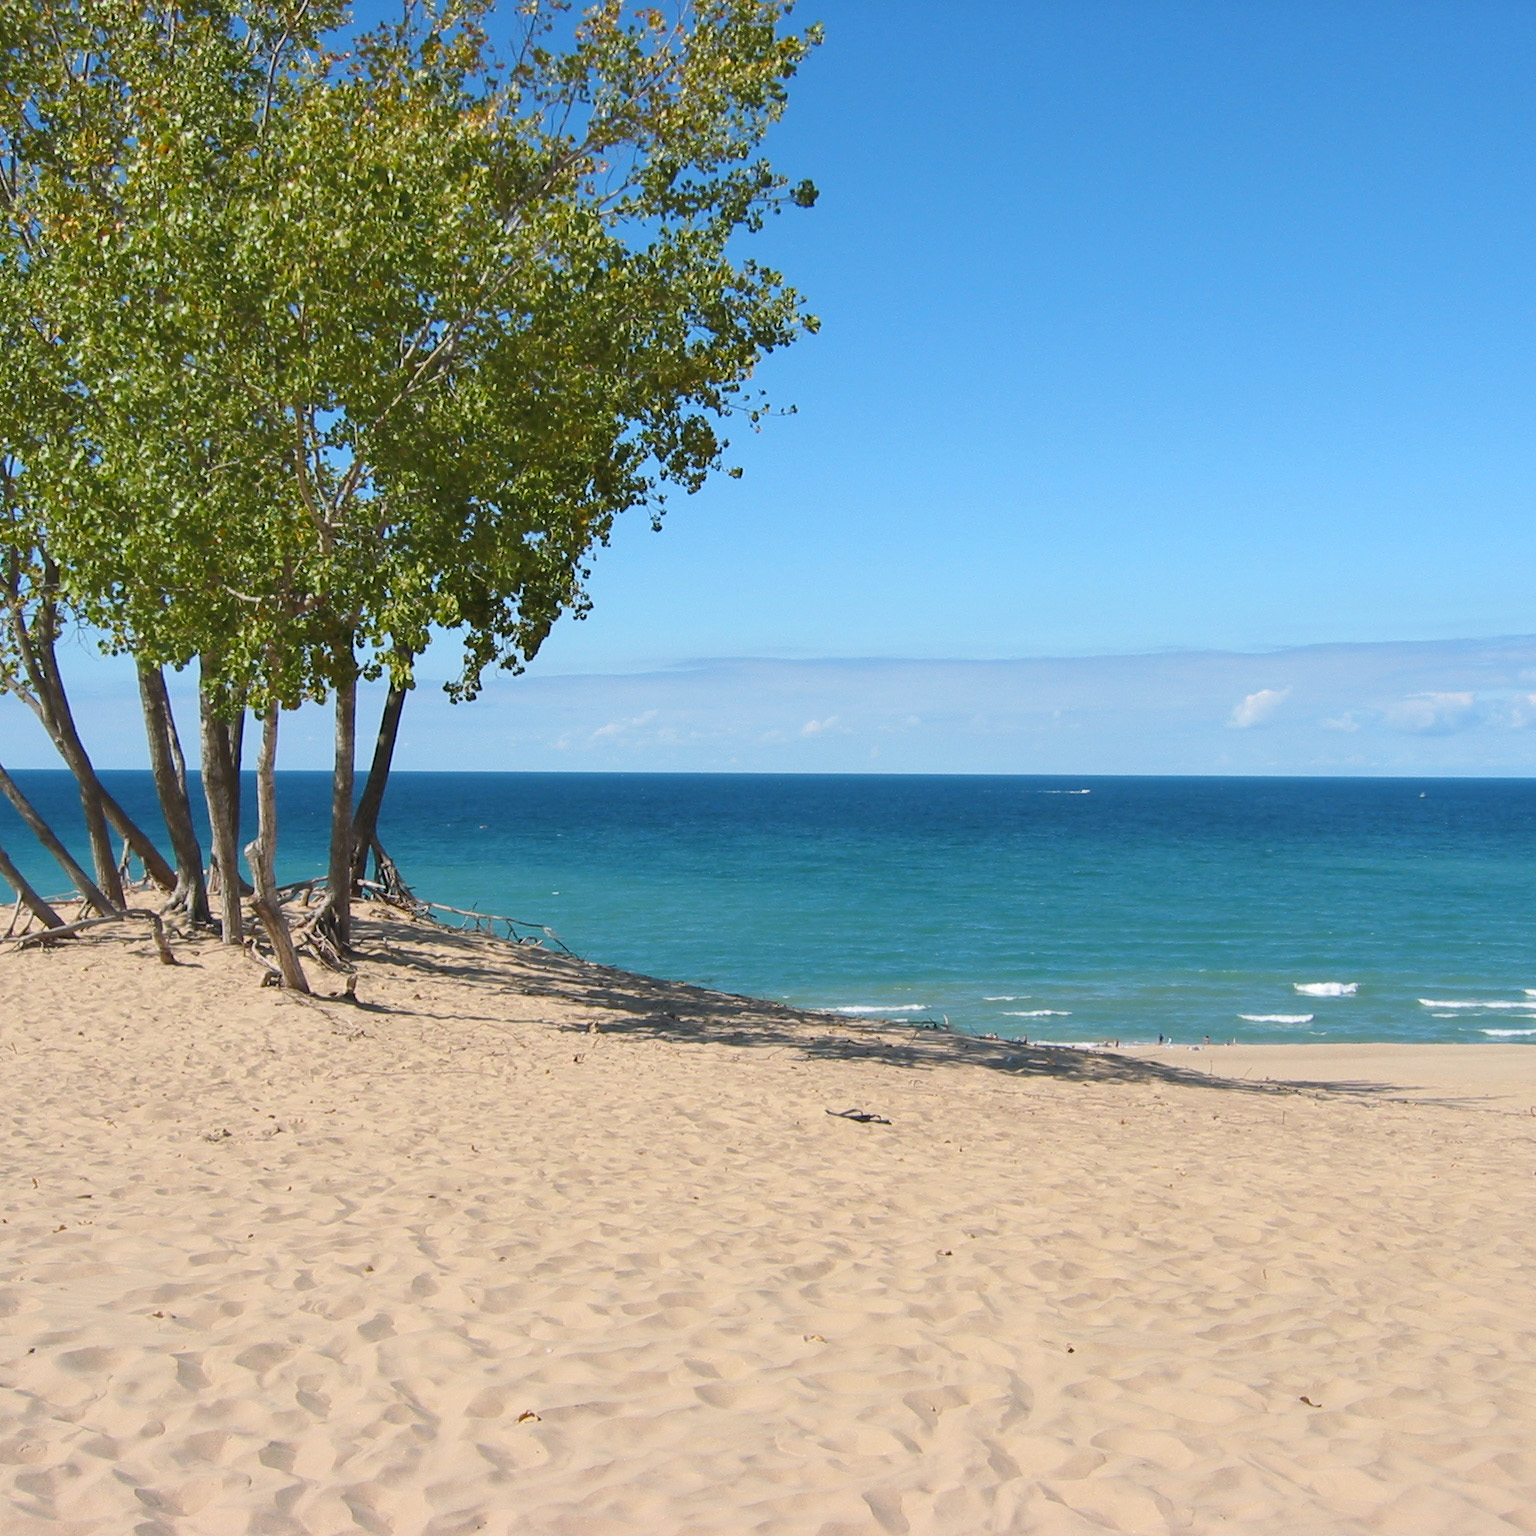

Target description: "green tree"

left=2, top=0, right=818, bottom=971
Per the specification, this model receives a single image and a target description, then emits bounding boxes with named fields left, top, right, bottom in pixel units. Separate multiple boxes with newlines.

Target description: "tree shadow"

left=357, top=914, right=1419, bottom=1104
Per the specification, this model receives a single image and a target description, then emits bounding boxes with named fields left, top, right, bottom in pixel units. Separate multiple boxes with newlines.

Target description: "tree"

left=0, top=0, right=818, bottom=971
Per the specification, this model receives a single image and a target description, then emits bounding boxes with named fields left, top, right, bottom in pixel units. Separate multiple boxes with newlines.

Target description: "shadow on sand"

left=356, top=914, right=1430, bottom=1106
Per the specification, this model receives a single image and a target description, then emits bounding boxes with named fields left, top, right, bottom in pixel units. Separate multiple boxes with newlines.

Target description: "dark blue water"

left=4, top=772, right=1536, bottom=1045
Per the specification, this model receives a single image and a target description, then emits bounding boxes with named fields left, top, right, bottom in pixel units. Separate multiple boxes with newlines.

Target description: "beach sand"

left=2, top=914, right=1534, bottom=1535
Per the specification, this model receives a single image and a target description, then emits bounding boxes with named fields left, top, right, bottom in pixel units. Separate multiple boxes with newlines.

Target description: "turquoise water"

left=5, top=771, right=1536, bottom=1045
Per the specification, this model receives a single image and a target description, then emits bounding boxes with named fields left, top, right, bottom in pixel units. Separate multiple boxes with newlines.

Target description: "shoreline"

left=1125, top=1039, right=1536, bottom=1114
left=3, top=914, right=1534, bottom=1533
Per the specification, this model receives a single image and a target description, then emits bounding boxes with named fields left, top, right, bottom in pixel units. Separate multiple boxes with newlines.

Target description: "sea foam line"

left=1419, top=999, right=1536, bottom=1010
left=1238, top=1013, right=1314, bottom=1025
left=832, top=1004, right=930, bottom=1015
left=1003, top=1009, right=1070, bottom=1017
left=1294, top=982, right=1357, bottom=997
left=1482, top=1028, right=1536, bottom=1037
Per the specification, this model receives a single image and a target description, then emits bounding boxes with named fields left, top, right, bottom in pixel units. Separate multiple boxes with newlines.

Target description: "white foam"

left=1293, top=982, right=1357, bottom=997
left=1419, top=999, right=1536, bottom=1010
left=1525, top=989, right=1536, bottom=998
left=1039, top=789, right=1091, bottom=795
left=832, top=1004, right=929, bottom=1015
left=984, top=996, right=1024, bottom=1002
left=1003, top=1009, right=1071, bottom=1017
left=1481, top=1028, right=1536, bottom=1037
left=1238, top=1014, right=1315, bottom=1025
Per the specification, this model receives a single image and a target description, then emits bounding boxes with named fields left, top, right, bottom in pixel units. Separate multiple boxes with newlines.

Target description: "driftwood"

left=354, top=879, right=572, bottom=953
left=0, top=908, right=177, bottom=965
left=290, top=901, right=352, bottom=973
left=0, top=847, right=565, bottom=984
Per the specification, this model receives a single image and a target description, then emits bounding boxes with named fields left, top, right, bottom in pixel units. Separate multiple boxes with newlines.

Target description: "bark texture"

left=0, top=838, right=64, bottom=929
left=138, top=663, right=209, bottom=923
left=351, top=682, right=407, bottom=885
left=327, top=663, right=357, bottom=950
left=245, top=708, right=309, bottom=992
left=7, top=592, right=173, bottom=895
left=198, top=662, right=244, bottom=944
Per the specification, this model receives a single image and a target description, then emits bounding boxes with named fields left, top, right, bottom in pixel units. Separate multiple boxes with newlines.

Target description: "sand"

left=2, top=914, right=1535, bottom=1535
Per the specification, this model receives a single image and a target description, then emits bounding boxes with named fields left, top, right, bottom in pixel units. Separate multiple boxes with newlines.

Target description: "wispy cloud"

left=19, top=636, right=1536, bottom=774
left=1383, top=692, right=1476, bottom=735
left=1228, top=687, right=1292, bottom=729
left=589, top=709, right=658, bottom=739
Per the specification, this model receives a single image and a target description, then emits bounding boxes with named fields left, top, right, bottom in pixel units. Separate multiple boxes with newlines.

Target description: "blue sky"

left=22, top=637, right=1536, bottom=775
left=522, top=0, right=1536, bottom=672
left=8, top=0, right=1536, bottom=772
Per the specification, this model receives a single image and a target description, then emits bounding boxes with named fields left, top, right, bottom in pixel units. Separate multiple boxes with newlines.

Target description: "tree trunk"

left=8, top=598, right=174, bottom=894
left=138, top=662, right=209, bottom=924
left=327, top=660, right=358, bottom=950
left=244, top=707, right=309, bottom=992
left=198, top=661, right=244, bottom=945
left=0, top=838, right=64, bottom=929
left=351, top=681, right=408, bottom=885
left=80, top=779, right=125, bottom=908
left=21, top=611, right=124, bottom=907
left=0, top=762, right=116, bottom=915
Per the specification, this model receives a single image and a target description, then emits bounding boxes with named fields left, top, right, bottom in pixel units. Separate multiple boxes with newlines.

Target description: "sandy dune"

left=2, top=914, right=1535, bottom=1534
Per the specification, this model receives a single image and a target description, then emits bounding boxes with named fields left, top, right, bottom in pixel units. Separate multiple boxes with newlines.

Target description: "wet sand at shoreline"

left=2, top=914, right=1534, bottom=1534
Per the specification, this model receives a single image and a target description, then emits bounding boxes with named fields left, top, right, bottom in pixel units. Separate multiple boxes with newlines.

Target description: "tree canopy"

left=0, top=0, right=818, bottom=976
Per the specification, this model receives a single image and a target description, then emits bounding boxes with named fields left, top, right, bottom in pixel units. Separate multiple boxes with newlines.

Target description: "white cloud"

left=1383, top=692, right=1477, bottom=735
left=1321, top=711, right=1362, bottom=733
left=589, top=709, right=659, bottom=741
left=800, top=715, right=845, bottom=736
left=1228, top=687, right=1292, bottom=729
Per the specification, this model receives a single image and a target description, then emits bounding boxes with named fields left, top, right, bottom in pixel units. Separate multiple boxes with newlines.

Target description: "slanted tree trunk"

left=0, top=762, right=116, bottom=916
left=327, top=657, right=357, bottom=950
left=0, top=838, right=64, bottom=929
left=244, top=707, right=309, bottom=992
left=198, top=660, right=244, bottom=945
left=16, top=632, right=124, bottom=908
left=351, top=680, right=408, bottom=885
left=7, top=593, right=173, bottom=895
left=138, top=662, right=209, bottom=924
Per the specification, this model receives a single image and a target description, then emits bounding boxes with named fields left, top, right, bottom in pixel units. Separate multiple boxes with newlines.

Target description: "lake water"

left=4, top=771, right=1536, bottom=1045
